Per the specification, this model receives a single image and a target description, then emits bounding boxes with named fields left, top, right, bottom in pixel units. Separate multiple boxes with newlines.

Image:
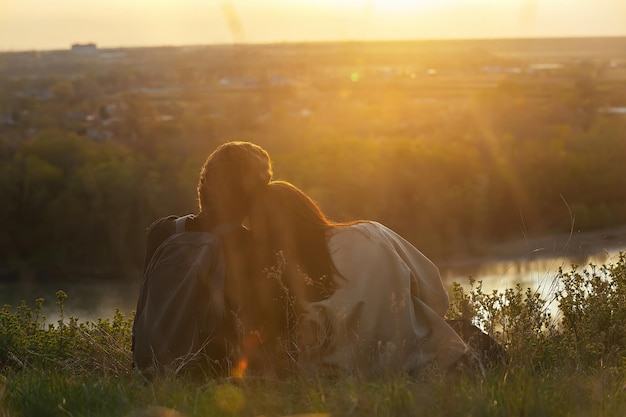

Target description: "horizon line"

left=2, top=34, right=626, bottom=54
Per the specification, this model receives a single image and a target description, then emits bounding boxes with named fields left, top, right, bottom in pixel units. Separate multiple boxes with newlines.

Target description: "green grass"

left=3, top=366, right=626, bottom=417
left=2, top=254, right=626, bottom=417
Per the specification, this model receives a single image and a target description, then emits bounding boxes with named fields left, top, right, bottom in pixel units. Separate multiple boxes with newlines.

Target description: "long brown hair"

left=249, top=181, right=348, bottom=302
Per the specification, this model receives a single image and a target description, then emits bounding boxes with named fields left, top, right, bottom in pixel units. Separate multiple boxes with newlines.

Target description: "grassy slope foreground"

left=2, top=254, right=626, bottom=416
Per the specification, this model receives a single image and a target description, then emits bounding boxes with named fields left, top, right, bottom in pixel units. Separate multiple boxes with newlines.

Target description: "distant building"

left=71, top=43, right=98, bottom=55
left=599, top=107, right=626, bottom=116
left=527, top=63, right=563, bottom=73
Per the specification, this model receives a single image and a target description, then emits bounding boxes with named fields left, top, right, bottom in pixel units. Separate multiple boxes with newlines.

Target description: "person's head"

left=197, top=141, right=272, bottom=223
left=249, top=180, right=338, bottom=301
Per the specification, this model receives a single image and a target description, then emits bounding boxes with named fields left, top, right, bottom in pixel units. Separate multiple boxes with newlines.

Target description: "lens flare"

left=232, top=358, right=248, bottom=379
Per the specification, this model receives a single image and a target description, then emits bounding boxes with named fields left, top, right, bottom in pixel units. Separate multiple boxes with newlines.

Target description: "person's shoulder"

left=147, top=215, right=177, bottom=235
left=358, top=220, right=390, bottom=233
left=329, top=221, right=413, bottom=255
left=334, top=221, right=388, bottom=240
left=327, top=222, right=381, bottom=253
left=185, top=214, right=247, bottom=235
left=327, top=222, right=399, bottom=277
left=328, top=221, right=369, bottom=238
left=357, top=221, right=408, bottom=242
left=143, top=215, right=178, bottom=267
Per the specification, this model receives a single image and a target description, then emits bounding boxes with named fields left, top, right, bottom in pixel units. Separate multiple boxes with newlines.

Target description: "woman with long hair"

left=249, top=181, right=466, bottom=377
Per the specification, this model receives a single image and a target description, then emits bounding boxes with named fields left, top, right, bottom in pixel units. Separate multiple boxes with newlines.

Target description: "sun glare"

left=373, top=0, right=448, bottom=10
left=308, top=0, right=455, bottom=12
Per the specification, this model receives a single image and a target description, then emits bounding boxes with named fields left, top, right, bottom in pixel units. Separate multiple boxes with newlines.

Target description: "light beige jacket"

left=300, top=221, right=467, bottom=376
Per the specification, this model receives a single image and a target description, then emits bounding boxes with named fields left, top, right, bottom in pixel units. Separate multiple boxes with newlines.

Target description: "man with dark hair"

left=133, top=141, right=273, bottom=377
left=142, top=141, right=273, bottom=272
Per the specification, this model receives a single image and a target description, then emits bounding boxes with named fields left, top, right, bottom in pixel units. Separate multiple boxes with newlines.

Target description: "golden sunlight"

left=3, top=0, right=625, bottom=51
left=372, top=0, right=455, bottom=9
left=304, top=0, right=457, bottom=12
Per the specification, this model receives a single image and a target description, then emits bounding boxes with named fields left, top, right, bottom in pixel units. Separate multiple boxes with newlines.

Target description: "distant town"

left=2, top=37, right=625, bottom=145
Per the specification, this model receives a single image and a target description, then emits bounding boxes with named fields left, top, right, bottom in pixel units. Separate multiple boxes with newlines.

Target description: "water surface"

left=2, top=243, right=624, bottom=324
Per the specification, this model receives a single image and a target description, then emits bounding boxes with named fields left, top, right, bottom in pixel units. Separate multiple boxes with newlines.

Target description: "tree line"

left=2, top=115, right=625, bottom=279
left=1, top=43, right=626, bottom=279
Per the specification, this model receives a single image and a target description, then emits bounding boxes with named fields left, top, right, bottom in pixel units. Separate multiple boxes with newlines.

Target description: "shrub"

left=448, top=252, right=626, bottom=372
left=448, top=277, right=557, bottom=369
left=0, top=290, right=133, bottom=377
left=557, top=252, right=626, bottom=368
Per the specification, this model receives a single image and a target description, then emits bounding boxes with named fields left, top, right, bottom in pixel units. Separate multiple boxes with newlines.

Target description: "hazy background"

left=2, top=0, right=626, bottom=321
left=1, top=0, right=626, bottom=51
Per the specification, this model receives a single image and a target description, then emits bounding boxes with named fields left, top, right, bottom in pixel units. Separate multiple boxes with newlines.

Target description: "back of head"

left=250, top=181, right=331, bottom=244
left=250, top=181, right=337, bottom=301
left=197, top=141, right=272, bottom=222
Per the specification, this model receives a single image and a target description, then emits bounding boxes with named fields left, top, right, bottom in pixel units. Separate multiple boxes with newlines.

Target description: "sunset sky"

left=1, top=0, right=626, bottom=51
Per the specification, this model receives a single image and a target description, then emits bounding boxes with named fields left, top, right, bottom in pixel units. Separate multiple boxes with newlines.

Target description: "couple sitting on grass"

left=132, top=141, right=468, bottom=379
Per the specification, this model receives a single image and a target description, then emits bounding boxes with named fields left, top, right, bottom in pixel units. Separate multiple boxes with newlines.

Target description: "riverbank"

left=0, top=264, right=142, bottom=283
left=440, top=224, right=626, bottom=270
left=3, top=226, right=626, bottom=283
left=489, top=224, right=626, bottom=258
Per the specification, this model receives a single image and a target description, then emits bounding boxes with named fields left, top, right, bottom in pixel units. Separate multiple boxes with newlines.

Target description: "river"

left=2, top=230, right=625, bottom=324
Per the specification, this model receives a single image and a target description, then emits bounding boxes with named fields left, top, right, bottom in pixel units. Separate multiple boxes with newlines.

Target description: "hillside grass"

left=2, top=253, right=626, bottom=417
